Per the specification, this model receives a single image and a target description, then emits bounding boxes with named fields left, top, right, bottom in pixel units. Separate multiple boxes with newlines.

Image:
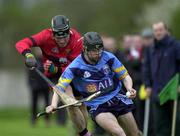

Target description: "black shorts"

left=88, top=95, right=135, bottom=121
left=50, top=76, right=81, bottom=97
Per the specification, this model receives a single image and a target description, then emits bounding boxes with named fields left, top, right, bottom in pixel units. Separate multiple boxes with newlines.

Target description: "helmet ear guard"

left=83, top=45, right=89, bottom=55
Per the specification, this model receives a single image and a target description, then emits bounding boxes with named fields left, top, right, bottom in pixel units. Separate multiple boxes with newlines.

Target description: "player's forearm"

left=65, top=86, right=75, bottom=98
left=61, top=86, right=77, bottom=104
left=15, top=38, right=33, bottom=55
left=122, top=75, right=133, bottom=92
left=51, top=92, right=59, bottom=107
left=55, top=84, right=78, bottom=105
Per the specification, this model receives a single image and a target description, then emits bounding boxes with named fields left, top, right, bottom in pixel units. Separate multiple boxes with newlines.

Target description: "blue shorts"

left=88, top=94, right=135, bottom=121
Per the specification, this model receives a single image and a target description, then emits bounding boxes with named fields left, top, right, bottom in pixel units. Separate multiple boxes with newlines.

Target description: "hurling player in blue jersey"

left=46, top=32, right=141, bottom=136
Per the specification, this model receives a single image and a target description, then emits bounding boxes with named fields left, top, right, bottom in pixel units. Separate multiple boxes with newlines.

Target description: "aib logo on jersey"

left=98, top=78, right=113, bottom=91
left=103, top=64, right=111, bottom=75
left=86, top=78, right=113, bottom=93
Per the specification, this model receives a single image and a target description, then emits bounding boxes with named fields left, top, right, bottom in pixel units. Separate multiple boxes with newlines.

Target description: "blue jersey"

left=57, top=51, right=133, bottom=107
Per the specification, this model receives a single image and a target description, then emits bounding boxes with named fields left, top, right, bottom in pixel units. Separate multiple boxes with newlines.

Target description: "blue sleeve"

left=111, top=54, right=128, bottom=80
left=56, top=68, right=74, bottom=92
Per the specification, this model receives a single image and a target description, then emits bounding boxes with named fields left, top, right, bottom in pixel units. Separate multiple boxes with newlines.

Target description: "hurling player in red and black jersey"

left=16, top=15, right=91, bottom=136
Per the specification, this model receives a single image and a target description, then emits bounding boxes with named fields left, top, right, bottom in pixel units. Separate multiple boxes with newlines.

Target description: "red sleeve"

left=61, top=38, right=83, bottom=72
left=15, top=37, right=34, bottom=55
left=68, top=38, right=83, bottom=62
left=15, top=29, right=48, bottom=56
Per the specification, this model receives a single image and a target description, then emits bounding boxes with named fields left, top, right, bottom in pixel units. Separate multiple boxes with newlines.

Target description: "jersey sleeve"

left=111, top=55, right=128, bottom=80
left=15, top=30, right=46, bottom=56
left=56, top=67, right=74, bottom=92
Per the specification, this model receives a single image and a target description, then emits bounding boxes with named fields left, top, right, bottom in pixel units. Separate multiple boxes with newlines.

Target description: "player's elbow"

left=122, top=74, right=131, bottom=82
left=122, top=74, right=133, bottom=86
left=15, top=41, right=20, bottom=51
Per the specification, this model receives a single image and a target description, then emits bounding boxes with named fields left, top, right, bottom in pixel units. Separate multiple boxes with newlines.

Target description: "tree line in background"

left=1, top=0, right=180, bottom=69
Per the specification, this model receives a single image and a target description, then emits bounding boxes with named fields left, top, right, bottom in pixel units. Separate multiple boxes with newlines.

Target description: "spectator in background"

left=140, top=28, right=155, bottom=136
left=122, top=35, right=133, bottom=52
left=102, top=36, right=116, bottom=52
left=122, top=35, right=143, bottom=63
left=26, top=48, right=50, bottom=126
left=143, top=21, right=180, bottom=136
left=121, top=35, right=143, bottom=132
left=103, top=36, right=126, bottom=62
left=102, top=35, right=143, bottom=136
left=141, top=28, right=154, bottom=49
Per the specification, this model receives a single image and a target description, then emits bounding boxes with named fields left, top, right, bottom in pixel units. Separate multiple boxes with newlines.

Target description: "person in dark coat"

left=143, top=22, right=180, bottom=136
left=141, top=28, right=155, bottom=136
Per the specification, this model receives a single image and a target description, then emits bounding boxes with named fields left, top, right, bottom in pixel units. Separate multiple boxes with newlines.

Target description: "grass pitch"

left=0, top=108, right=69, bottom=136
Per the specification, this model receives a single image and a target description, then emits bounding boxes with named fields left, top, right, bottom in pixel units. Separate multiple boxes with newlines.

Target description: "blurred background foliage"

left=171, top=7, right=180, bottom=39
left=0, top=0, right=179, bottom=69
left=0, top=0, right=157, bottom=69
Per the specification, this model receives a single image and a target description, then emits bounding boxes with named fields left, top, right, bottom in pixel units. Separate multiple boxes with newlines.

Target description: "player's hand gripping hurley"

left=37, top=91, right=101, bottom=118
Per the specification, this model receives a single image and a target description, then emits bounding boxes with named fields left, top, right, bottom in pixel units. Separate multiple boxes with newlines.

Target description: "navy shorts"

left=88, top=95, right=135, bottom=121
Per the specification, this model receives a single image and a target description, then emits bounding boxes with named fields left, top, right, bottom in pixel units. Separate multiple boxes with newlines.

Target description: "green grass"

left=0, top=108, right=69, bottom=136
left=0, top=108, right=94, bottom=136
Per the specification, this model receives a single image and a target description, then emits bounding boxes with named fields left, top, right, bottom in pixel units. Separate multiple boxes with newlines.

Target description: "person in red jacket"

left=16, top=15, right=91, bottom=136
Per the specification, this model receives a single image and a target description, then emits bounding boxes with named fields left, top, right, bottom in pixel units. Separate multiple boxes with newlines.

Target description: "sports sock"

left=79, top=128, right=92, bottom=136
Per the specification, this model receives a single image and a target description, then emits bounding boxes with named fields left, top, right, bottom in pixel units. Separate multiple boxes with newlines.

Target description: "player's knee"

left=111, top=127, right=125, bottom=136
left=67, top=107, right=86, bottom=123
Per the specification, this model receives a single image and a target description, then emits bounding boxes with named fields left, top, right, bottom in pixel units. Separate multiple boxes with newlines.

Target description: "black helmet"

left=83, top=32, right=104, bottom=64
left=51, top=15, right=70, bottom=38
left=83, top=32, right=103, bottom=51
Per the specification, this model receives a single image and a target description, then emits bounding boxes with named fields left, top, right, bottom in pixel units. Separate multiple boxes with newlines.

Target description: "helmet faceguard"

left=52, top=28, right=70, bottom=38
left=83, top=32, right=104, bottom=64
